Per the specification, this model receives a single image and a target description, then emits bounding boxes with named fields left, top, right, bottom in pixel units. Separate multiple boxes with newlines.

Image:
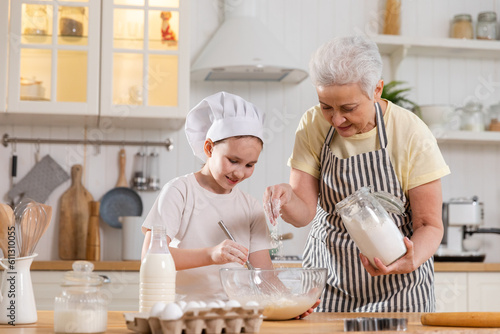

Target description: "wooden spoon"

left=0, top=204, right=14, bottom=258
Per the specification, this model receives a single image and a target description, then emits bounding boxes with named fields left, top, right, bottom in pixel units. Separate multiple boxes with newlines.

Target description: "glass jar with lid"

left=59, top=6, right=85, bottom=37
left=54, top=261, right=108, bottom=333
left=476, top=11, right=497, bottom=40
left=451, top=14, right=474, bottom=39
left=24, top=5, right=49, bottom=35
left=335, top=186, right=407, bottom=268
left=459, top=101, right=486, bottom=132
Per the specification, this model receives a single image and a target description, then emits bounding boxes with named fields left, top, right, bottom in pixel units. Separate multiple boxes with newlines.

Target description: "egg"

left=149, top=302, right=166, bottom=317
left=177, top=300, right=187, bottom=310
left=185, top=301, right=201, bottom=310
left=198, top=301, right=207, bottom=308
left=207, top=301, right=221, bottom=308
left=225, top=300, right=241, bottom=308
left=245, top=301, right=259, bottom=307
left=215, top=300, right=226, bottom=307
left=160, top=303, right=184, bottom=320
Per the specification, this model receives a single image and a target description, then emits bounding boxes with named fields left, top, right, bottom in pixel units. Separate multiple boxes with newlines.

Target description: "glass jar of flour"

left=335, top=186, right=407, bottom=268
left=54, top=261, right=107, bottom=333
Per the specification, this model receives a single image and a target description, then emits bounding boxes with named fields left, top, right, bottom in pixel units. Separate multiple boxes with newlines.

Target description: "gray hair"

left=309, top=35, right=383, bottom=98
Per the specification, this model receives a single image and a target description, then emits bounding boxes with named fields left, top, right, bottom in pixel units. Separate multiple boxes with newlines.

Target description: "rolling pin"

left=86, top=201, right=101, bottom=261
left=421, top=312, right=500, bottom=328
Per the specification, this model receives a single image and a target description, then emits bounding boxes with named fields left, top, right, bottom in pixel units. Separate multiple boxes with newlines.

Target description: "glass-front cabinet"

left=8, top=0, right=101, bottom=116
left=100, top=0, right=189, bottom=123
left=5, top=0, right=189, bottom=127
left=0, top=1, right=10, bottom=112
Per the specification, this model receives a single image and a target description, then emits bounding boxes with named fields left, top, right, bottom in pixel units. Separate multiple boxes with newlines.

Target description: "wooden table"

left=0, top=311, right=496, bottom=333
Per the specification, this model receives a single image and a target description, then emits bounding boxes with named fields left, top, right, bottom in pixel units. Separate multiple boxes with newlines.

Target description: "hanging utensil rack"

left=2, top=133, right=174, bottom=151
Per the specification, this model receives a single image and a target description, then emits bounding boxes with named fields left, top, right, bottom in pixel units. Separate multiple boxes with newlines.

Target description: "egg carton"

left=124, top=306, right=264, bottom=334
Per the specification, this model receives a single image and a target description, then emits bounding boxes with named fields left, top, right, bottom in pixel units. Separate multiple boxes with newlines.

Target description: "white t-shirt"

left=142, top=173, right=271, bottom=298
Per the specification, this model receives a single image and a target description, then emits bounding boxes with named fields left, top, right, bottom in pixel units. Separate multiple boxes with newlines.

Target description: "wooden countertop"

left=29, top=260, right=500, bottom=272
left=2, top=311, right=497, bottom=333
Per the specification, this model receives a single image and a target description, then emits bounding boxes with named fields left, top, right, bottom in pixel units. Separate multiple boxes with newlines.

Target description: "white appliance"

left=191, top=1, right=308, bottom=83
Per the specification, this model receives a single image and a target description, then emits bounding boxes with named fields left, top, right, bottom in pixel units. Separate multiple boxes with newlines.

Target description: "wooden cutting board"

left=0, top=204, right=14, bottom=258
left=421, top=312, right=500, bottom=327
left=58, top=164, right=93, bottom=260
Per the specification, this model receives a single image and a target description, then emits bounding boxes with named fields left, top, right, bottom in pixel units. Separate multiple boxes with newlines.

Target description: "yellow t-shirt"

left=288, top=100, right=450, bottom=195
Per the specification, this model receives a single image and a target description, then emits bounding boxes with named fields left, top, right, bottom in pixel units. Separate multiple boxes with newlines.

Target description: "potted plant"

left=381, top=80, right=420, bottom=113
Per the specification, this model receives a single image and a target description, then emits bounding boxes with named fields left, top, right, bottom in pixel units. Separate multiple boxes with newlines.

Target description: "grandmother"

left=264, top=35, right=450, bottom=312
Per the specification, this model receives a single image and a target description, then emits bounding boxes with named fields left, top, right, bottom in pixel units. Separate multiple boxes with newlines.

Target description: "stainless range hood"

left=191, top=2, right=308, bottom=83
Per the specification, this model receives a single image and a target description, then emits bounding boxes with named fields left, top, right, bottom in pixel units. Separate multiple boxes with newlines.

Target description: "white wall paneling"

left=2, top=0, right=500, bottom=261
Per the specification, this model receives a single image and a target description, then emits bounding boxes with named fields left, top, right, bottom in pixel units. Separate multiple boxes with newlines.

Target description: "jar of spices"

left=476, top=11, right=497, bottom=40
left=59, top=6, right=85, bottom=37
left=451, top=14, right=474, bottom=39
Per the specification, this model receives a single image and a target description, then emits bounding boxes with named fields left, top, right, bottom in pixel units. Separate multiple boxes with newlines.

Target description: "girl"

left=141, top=91, right=273, bottom=299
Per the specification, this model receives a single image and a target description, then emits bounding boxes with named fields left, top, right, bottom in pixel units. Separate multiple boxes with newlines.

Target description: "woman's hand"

left=263, top=183, right=294, bottom=226
left=292, top=299, right=320, bottom=319
left=360, top=237, right=416, bottom=276
left=210, top=240, right=249, bottom=266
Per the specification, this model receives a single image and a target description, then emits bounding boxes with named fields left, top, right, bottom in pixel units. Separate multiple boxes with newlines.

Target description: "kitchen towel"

left=7, top=155, right=70, bottom=203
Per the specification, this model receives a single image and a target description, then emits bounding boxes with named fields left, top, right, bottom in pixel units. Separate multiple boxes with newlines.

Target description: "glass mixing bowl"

left=220, top=267, right=327, bottom=320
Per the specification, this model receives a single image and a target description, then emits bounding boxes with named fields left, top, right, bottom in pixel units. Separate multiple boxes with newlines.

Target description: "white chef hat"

left=185, top=91, right=266, bottom=162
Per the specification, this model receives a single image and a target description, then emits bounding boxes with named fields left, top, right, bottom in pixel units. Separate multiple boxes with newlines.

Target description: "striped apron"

left=302, top=102, right=435, bottom=312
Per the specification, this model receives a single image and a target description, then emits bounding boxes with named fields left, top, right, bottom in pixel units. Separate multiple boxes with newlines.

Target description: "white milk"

left=139, top=253, right=176, bottom=312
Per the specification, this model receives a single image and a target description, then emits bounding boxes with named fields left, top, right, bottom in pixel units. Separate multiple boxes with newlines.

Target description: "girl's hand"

left=263, top=183, right=293, bottom=226
left=360, top=237, right=417, bottom=276
left=210, top=240, right=249, bottom=266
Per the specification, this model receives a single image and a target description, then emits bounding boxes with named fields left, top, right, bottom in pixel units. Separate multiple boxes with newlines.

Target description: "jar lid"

left=59, top=6, right=86, bottom=15
left=453, top=14, right=472, bottom=22
left=478, top=11, right=497, bottom=22
left=373, top=190, right=406, bottom=215
left=62, top=261, right=103, bottom=287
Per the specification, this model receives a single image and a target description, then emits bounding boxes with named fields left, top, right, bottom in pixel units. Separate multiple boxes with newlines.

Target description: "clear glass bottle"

left=476, top=11, right=497, bottom=40
left=451, top=14, right=474, bottom=39
left=133, top=150, right=147, bottom=190
left=54, top=261, right=107, bottom=333
left=139, top=225, right=176, bottom=313
left=335, top=186, right=407, bottom=268
left=59, top=6, right=85, bottom=37
left=147, top=151, right=160, bottom=191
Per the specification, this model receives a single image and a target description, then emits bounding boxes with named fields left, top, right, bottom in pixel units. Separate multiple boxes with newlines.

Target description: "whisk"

left=14, top=198, right=51, bottom=257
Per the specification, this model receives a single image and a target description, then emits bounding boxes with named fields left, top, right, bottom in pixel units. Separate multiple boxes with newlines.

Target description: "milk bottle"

left=139, top=225, right=176, bottom=313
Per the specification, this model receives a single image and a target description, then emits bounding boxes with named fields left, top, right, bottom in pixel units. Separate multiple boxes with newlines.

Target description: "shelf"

left=373, top=34, right=500, bottom=59
left=372, top=34, right=500, bottom=80
left=434, top=130, right=500, bottom=144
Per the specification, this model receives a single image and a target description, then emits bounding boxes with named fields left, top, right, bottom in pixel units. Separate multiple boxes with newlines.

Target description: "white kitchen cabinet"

left=7, top=0, right=101, bottom=119
left=100, top=0, right=190, bottom=128
left=4, top=0, right=189, bottom=128
left=434, top=272, right=468, bottom=312
left=0, top=0, right=9, bottom=112
left=468, top=272, right=500, bottom=312
left=32, top=271, right=140, bottom=311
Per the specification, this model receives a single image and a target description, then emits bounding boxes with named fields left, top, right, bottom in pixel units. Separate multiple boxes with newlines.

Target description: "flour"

left=54, top=309, right=107, bottom=333
left=343, top=213, right=406, bottom=267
